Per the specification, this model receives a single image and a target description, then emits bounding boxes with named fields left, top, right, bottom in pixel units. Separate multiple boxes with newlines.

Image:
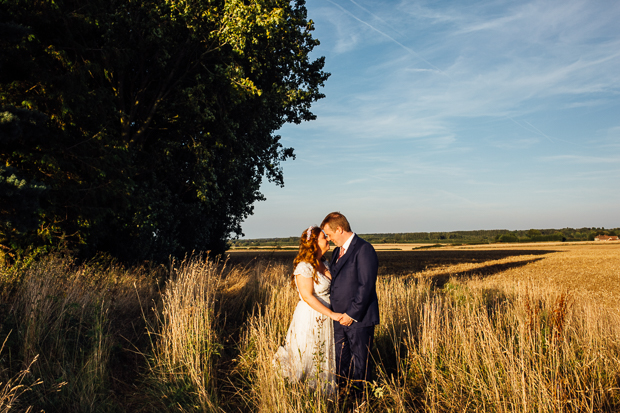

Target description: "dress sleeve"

left=293, top=262, right=314, bottom=278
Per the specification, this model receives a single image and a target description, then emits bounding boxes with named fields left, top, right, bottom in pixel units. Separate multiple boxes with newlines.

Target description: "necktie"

left=338, top=247, right=345, bottom=261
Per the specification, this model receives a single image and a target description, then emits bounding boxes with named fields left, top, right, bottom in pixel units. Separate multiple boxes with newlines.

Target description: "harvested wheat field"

left=224, top=241, right=620, bottom=412
left=229, top=242, right=620, bottom=309
left=434, top=242, right=620, bottom=310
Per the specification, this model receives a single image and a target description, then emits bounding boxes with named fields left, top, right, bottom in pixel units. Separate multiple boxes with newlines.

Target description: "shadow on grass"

left=378, top=249, right=558, bottom=276
left=227, top=249, right=560, bottom=277
left=428, top=257, right=546, bottom=288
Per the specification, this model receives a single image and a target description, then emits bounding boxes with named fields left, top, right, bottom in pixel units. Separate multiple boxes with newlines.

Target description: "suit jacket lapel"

left=330, top=246, right=341, bottom=275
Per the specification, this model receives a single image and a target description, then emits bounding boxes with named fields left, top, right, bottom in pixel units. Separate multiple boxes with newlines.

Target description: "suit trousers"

left=333, top=323, right=375, bottom=394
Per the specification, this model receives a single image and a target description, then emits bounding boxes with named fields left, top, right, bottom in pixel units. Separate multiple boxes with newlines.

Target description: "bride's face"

left=317, top=230, right=330, bottom=255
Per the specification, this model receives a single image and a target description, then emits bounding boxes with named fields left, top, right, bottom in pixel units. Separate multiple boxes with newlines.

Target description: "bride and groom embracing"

left=274, top=212, right=379, bottom=400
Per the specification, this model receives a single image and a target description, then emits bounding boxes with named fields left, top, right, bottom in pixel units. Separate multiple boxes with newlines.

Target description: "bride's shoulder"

left=293, top=261, right=314, bottom=278
left=294, top=261, right=313, bottom=270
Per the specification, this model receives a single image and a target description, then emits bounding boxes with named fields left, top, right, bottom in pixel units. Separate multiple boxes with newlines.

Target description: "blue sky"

left=240, top=0, right=620, bottom=239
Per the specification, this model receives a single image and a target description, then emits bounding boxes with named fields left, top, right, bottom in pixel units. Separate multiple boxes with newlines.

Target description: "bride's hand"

left=330, top=312, right=344, bottom=321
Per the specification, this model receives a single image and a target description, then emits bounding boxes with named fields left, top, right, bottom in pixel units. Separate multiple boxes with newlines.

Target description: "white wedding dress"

left=273, top=261, right=336, bottom=391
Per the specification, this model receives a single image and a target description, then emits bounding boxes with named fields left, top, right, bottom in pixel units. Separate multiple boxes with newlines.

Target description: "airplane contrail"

left=347, top=0, right=404, bottom=37
left=326, top=0, right=449, bottom=77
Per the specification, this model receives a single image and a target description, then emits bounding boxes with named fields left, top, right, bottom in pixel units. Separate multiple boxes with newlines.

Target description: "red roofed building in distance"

left=594, top=235, right=619, bottom=241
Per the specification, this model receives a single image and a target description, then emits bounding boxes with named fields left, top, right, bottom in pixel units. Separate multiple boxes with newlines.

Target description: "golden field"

left=1, top=241, right=620, bottom=412
left=447, top=242, right=620, bottom=310
left=230, top=241, right=620, bottom=308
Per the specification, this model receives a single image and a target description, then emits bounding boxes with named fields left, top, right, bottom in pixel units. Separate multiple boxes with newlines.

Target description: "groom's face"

left=322, top=224, right=343, bottom=247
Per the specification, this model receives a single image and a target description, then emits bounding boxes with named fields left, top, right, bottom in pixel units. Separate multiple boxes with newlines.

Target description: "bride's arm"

left=296, top=275, right=343, bottom=321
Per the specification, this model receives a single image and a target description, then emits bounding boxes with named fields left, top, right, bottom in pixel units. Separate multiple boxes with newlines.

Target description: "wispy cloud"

left=241, top=0, right=620, bottom=237
left=488, top=136, right=540, bottom=150
left=540, top=155, right=620, bottom=164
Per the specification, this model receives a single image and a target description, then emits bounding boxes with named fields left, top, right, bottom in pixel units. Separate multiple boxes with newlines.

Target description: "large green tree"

left=0, top=0, right=328, bottom=261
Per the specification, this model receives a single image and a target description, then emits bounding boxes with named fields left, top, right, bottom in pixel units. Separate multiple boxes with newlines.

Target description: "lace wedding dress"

left=273, top=261, right=336, bottom=391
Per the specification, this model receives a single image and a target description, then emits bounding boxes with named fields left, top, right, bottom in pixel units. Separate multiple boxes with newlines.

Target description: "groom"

left=321, top=212, right=379, bottom=397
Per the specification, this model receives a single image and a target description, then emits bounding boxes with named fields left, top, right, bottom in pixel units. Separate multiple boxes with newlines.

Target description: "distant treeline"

left=232, top=227, right=619, bottom=248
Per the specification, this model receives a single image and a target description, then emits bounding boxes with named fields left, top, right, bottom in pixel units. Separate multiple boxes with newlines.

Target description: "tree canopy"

left=0, top=0, right=328, bottom=261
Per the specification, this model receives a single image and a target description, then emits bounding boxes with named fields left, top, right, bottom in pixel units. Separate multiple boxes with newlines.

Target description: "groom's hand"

left=339, top=313, right=354, bottom=326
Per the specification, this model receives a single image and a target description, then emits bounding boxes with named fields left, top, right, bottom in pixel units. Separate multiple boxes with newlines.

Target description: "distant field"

left=228, top=241, right=620, bottom=309
left=229, top=240, right=593, bottom=251
left=229, top=242, right=441, bottom=251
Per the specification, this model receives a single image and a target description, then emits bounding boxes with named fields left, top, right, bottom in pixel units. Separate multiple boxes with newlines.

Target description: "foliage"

left=0, top=0, right=328, bottom=261
left=0, top=108, right=49, bottom=261
left=497, top=233, right=519, bottom=242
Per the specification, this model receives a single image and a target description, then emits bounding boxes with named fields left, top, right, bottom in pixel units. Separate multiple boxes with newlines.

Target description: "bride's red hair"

left=292, top=226, right=326, bottom=285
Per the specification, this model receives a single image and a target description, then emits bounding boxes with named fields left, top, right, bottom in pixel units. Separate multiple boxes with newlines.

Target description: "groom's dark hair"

left=320, top=212, right=352, bottom=232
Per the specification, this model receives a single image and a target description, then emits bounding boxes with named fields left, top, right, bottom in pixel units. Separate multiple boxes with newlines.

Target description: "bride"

left=274, top=226, right=342, bottom=390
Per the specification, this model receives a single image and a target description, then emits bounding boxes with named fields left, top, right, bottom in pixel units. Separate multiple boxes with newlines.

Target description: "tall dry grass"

left=403, top=280, right=620, bottom=411
left=233, top=263, right=342, bottom=412
left=0, top=336, right=41, bottom=413
left=231, top=260, right=620, bottom=412
left=141, top=256, right=224, bottom=412
left=2, top=247, right=620, bottom=412
left=0, top=255, right=158, bottom=412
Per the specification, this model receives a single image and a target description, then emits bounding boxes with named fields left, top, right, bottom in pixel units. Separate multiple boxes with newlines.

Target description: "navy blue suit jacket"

left=329, top=234, right=379, bottom=328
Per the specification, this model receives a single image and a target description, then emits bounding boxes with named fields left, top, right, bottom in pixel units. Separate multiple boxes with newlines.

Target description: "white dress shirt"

left=339, top=233, right=355, bottom=257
